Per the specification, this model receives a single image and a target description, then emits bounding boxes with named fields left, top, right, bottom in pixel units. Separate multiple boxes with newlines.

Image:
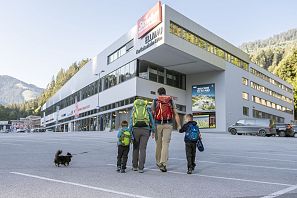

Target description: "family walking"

left=116, top=87, right=203, bottom=174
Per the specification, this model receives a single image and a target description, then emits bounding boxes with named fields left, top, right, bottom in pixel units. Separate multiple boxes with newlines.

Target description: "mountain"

left=0, top=75, right=43, bottom=105
left=239, top=28, right=297, bottom=71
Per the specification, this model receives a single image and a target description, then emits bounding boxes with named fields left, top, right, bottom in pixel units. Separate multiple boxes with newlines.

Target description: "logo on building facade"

left=137, top=1, right=162, bottom=38
left=136, top=26, right=163, bottom=54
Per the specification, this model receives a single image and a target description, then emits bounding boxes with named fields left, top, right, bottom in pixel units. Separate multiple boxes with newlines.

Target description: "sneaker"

left=187, top=168, right=192, bottom=174
left=120, top=169, right=126, bottom=173
left=156, top=163, right=161, bottom=168
left=138, top=169, right=144, bottom=173
left=160, top=165, right=167, bottom=172
left=132, top=167, right=138, bottom=171
left=116, top=166, right=121, bottom=172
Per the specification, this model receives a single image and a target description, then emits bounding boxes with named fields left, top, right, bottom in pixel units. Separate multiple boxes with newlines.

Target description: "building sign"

left=137, top=1, right=162, bottom=38
left=136, top=26, right=163, bottom=54
left=192, top=84, right=216, bottom=128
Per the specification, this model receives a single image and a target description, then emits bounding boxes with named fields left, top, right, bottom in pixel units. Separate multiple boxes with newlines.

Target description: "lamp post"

left=95, top=70, right=105, bottom=131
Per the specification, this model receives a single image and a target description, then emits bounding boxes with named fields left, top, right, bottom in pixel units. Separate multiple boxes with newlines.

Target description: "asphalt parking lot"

left=1, top=131, right=297, bottom=198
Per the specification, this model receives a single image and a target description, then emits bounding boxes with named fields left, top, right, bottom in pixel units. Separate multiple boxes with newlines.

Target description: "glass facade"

left=252, top=95, right=293, bottom=114
left=107, top=39, right=134, bottom=64
left=169, top=21, right=249, bottom=71
left=253, top=109, right=284, bottom=123
left=250, top=81, right=293, bottom=104
left=250, top=67, right=293, bottom=93
left=138, top=60, right=186, bottom=90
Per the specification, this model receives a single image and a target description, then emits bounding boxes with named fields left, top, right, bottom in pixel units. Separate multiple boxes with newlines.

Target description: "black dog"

left=54, top=150, right=72, bottom=167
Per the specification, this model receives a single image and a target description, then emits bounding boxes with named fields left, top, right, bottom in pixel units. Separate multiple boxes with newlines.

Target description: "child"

left=179, top=114, right=201, bottom=174
left=117, top=120, right=132, bottom=173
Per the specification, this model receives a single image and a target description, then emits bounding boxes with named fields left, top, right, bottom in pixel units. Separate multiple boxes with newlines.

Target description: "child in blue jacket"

left=179, top=114, right=201, bottom=174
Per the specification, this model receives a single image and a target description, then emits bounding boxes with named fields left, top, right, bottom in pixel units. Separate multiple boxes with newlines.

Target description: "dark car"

left=276, top=123, right=295, bottom=137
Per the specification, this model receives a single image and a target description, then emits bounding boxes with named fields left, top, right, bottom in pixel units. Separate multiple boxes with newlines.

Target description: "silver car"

left=228, top=119, right=276, bottom=136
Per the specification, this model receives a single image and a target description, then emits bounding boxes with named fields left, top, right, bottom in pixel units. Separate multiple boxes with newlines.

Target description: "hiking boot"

left=116, top=166, right=121, bottom=172
left=160, top=165, right=167, bottom=172
left=156, top=163, right=161, bottom=168
left=120, top=169, right=126, bottom=173
left=138, top=169, right=144, bottom=173
left=192, top=163, right=196, bottom=171
left=187, top=168, right=193, bottom=174
left=132, top=167, right=138, bottom=171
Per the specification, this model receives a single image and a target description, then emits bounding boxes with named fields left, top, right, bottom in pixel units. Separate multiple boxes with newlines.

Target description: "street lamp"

left=95, top=70, right=105, bottom=131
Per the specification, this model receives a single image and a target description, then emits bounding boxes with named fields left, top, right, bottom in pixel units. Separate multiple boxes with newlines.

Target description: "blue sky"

left=0, top=0, right=296, bottom=88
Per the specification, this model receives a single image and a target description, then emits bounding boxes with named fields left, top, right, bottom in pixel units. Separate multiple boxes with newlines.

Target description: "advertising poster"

left=192, top=84, right=215, bottom=112
left=192, top=84, right=216, bottom=128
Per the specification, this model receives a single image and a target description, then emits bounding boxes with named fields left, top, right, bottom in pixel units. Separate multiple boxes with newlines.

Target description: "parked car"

left=276, top=123, right=295, bottom=137
left=228, top=119, right=276, bottom=136
left=16, top=129, right=26, bottom=133
left=31, top=128, right=46, bottom=132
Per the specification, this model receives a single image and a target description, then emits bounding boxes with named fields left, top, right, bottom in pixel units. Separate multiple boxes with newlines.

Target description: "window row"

left=252, top=96, right=293, bottom=114
left=138, top=60, right=186, bottom=90
left=252, top=109, right=284, bottom=123
left=243, top=106, right=249, bottom=116
left=170, top=21, right=249, bottom=71
left=250, top=68, right=293, bottom=93
left=107, top=39, right=134, bottom=64
left=242, top=77, right=248, bottom=86
left=250, top=81, right=293, bottom=104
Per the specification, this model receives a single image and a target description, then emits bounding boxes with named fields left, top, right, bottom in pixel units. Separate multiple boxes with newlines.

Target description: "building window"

left=242, top=77, right=248, bottom=86
left=170, top=21, right=249, bottom=71
left=107, top=39, right=134, bottom=64
left=242, top=92, right=249, bottom=100
left=243, top=106, right=249, bottom=116
left=138, top=60, right=186, bottom=90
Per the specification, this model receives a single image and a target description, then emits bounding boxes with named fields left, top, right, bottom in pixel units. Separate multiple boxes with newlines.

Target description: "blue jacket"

left=117, top=127, right=132, bottom=145
left=129, top=106, right=155, bottom=133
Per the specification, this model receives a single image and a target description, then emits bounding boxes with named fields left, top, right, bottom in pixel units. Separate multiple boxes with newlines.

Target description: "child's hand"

left=151, top=133, right=155, bottom=139
left=199, top=133, right=202, bottom=139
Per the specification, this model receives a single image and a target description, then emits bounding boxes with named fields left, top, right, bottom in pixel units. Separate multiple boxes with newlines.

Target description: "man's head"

left=157, top=87, right=166, bottom=96
left=121, top=120, right=128, bottom=127
left=185, top=114, right=193, bottom=123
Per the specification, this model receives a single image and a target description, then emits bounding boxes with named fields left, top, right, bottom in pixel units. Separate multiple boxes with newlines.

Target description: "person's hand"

left=151, top=133, right=155, bottom=139
left=199, top=133, right=202, bottom=140
left=177, top=125, right=181, bottom=131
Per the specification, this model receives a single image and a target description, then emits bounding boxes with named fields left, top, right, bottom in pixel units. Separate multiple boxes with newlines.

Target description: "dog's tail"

left=55, top=150, right=62, bottom=158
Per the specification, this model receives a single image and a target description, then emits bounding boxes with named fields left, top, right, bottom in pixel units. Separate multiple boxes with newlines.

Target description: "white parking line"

left=106, top=164, right=293, bottom=187
left=247, top=151, right=297, bottom=157
left=170, top=158, right=297, bottom=171
left=0, top=143, right=22, bottom=146
left=260, top=185, right=297, bottom=198
left=210, top=153, right=297, bottom=163
left=10, top=172, right=151, bottom=198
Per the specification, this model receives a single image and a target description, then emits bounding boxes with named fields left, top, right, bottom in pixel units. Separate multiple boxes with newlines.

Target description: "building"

left=24, top=115, right=41, bottom=130
left=41, top=2, right=294, bottom=133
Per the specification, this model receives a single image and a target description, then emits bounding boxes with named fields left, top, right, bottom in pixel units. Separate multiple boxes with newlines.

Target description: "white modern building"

left=41, top=2, right=294, bottom=133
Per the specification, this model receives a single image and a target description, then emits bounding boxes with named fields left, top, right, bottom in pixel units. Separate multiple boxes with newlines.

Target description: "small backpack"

left=185, top=124, right=199, bottom=141
left=154, top=96, right=173, bottom=121
left=132, top=99, right=150, bottom=127
left=120, top=129, right=131, bottom=146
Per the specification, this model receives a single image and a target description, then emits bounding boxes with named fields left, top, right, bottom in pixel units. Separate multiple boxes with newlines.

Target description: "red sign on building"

left=137, top=1, right=162, bottom=38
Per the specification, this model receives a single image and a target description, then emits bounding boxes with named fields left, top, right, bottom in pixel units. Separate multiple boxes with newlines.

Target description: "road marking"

left=246, top=151, right=297, bottom=157
left=106, top=164, right=292, bottom=187
left=170, top=158, right=297, bottom=171
left=0, top=143, right=22, bottom=146
left=260, top=185, right=297, bottom=198
left=10, top=172, right=151, bottom=198
left=210, top=153, right=297, bottom=163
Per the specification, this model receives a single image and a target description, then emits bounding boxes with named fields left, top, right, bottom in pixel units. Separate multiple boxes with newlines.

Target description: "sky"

left=0, top=0, right=297, bottom=88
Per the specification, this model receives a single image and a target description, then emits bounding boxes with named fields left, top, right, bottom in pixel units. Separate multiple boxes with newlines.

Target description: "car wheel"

left=230, top=128, right=237, bottom=135
left=258, top=130, right=266, bottom=137
left=238, top=133, right=242, bottom=135
left=279, top=131, right=286, bottom=137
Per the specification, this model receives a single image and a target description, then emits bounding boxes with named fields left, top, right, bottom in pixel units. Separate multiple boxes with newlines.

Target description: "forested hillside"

left=0, top=59, right=89, bottom=120
left=240, top=29, right=297, bottom=119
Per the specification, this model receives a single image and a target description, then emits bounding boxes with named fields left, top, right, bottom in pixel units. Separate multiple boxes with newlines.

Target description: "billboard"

left=137, top=1, right=162, bottom=38
left=192, top=84, right=215, bottom=112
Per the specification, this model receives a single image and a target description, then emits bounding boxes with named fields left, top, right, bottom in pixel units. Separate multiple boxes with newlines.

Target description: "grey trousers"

left=132, top=128, right=150, bottom=170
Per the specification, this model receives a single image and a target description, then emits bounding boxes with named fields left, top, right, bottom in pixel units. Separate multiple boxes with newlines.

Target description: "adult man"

left=151, top=87, right=181, bottom=172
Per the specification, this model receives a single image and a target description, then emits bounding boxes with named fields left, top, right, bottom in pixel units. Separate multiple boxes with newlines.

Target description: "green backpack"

left=120, top=129, right=131, bottom=146
left=132, top=99, right=150, bottom=127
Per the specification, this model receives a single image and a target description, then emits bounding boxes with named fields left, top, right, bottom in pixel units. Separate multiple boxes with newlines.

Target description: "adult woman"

left=129, top=99, right=155, bottom=173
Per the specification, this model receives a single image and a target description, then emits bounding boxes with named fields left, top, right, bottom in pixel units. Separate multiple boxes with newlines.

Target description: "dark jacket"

left=179, top=121, right=200, bottom=143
